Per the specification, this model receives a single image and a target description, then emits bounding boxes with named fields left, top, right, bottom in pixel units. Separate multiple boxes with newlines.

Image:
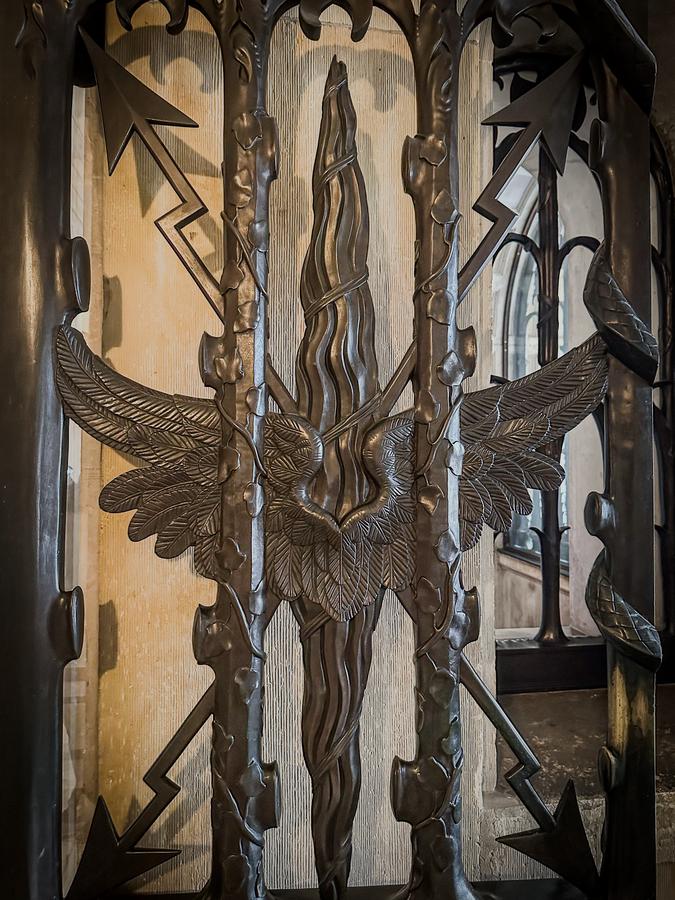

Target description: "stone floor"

left=495, top=685, right=675, bottom=798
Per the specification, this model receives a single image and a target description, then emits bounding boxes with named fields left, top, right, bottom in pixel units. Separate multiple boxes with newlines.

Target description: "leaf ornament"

left=264, top=413, right=416, bottom=621
left=55, top=324, right=223, bottom=579
left=458, top=334, right=608, bottom=550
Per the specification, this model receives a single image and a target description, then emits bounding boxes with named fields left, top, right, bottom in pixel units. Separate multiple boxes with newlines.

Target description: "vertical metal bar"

left=651, top=130, right=675, bottom=643
left=650, top=6, right=675, bottom=647
left=192, top=5, right=280, bottom=898
left=588, top=56, right=657, bottom=900
left=391, top=3, right=479, bottom=897
left=533, top=145, right=567, bottom=644
left=0, top=5, right=83, bottom=899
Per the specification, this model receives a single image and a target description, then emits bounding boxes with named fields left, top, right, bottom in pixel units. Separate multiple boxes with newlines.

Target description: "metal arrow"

left=387, top=577, right=598, bottom=897
left=461, top=51, right=584, bottom=299
left=460, top=657, right=599, bottom=897
left=81, top=31, right=224, bottom=323
left=82, top=30, right=297, bottom=398
left=67, top=684, right=214, bottom=900
left=378, top=52, right=586, bottom=415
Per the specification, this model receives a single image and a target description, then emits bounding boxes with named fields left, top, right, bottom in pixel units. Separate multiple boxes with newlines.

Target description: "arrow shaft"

left=134, top=118, right=224, bottom=323
left=119, top=683, right=215, bottom=851
left=394, top=594, right=556, bottom=835
left=459, top=656, right=556, bottom=832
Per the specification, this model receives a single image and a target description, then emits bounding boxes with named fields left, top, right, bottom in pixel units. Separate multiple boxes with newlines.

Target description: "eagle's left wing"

left=55, top=324, right=223, bottom=579
left=459, top=334, right=608, bottom=550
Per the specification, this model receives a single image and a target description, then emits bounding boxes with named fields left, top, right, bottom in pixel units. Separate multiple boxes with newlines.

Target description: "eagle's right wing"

left=459, top=334, right=608, bottom=550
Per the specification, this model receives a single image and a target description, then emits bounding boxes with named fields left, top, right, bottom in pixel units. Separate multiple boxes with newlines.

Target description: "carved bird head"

left=264, top=414, right=324, bottom=493
left=361, top=414, right=415, bottom=499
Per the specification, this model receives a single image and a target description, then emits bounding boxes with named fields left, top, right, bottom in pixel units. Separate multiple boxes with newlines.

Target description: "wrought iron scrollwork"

left=55, top=33, right=611, bottom=897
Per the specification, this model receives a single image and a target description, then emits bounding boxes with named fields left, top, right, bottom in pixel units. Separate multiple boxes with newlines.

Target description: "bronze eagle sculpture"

left=55, top=323, right=607, bottom=622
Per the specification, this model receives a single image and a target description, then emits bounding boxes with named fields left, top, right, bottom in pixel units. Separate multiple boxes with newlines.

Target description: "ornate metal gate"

left=0, top=1, right=661, bottom=898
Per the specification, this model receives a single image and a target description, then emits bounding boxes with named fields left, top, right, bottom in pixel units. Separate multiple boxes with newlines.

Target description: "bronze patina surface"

left=0, top=1, right=660, bottom=899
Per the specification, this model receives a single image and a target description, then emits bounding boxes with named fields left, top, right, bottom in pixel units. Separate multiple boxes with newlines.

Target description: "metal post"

left=190, top=8, right=281, bottom=897
left=391, top=4, right=479, bottom=897
left=587, top=55, right=658, bottom=900
left=533, top=145, right=567, bottom=644
left=0, top=4, right=85, bottom=898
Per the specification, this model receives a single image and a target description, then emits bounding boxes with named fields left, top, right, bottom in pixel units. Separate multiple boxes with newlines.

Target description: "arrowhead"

left=497, top=780, right=599, bottom=897
left=80, top=31, right=196, bottom=175
left=66, top=797, right=179, bottom=900
left=484, top=53, right=584, bottom=175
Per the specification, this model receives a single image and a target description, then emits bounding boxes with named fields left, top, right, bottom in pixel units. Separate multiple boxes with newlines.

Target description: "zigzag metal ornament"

left=372, top=46, right=589, bottom=402
left=461, top=51, right=585, bottom=299
left=49, top=6, right=653, bottom=900
left=81, top=32, right=223, bottom=320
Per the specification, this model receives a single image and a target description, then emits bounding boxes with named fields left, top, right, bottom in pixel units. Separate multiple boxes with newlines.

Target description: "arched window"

left=499, top=196, right=570, bottom=567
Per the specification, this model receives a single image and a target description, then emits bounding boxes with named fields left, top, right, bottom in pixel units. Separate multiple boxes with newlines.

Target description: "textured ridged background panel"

left=85, top=2, right=495, bottom=893
left=266, top=12, right=418, bottom=888
left=97, top=8, right=220, bottom=893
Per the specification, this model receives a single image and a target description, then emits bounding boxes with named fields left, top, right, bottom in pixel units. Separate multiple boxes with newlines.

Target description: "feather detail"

left=55, top=324, right=222, bottom=578
left=264, top=413, right=415, bottom=621
left=459, top=334, right=607, bottom=550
